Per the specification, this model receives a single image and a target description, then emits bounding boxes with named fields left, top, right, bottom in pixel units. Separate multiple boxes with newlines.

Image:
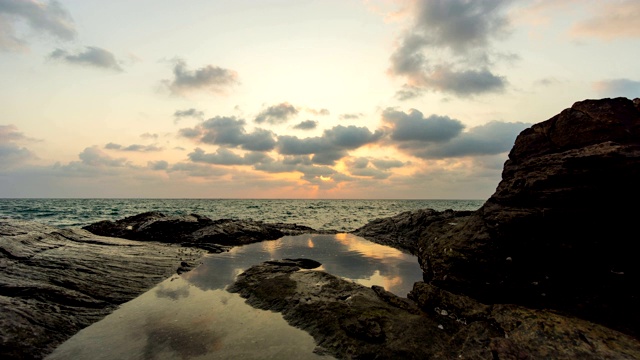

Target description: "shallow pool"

left=47, top=233, right=423, bottom=359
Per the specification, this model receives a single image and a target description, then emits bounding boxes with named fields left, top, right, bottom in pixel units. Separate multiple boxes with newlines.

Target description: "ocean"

left=0, top=198, right=484, bottom=231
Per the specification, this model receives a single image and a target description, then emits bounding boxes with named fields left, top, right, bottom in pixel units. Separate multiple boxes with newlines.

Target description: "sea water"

left=0, top=198, right=483, bottom=231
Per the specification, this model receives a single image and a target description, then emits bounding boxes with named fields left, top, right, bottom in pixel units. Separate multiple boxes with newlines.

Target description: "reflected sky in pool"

left=47, top=234, right=423, bottom=360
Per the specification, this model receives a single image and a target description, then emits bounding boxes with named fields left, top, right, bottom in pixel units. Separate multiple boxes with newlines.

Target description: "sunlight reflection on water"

left=47, top=233, right=423, bottom=360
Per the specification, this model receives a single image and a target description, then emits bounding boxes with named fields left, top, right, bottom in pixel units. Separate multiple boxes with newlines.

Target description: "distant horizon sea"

left=0, top=198, right=485, bottom=232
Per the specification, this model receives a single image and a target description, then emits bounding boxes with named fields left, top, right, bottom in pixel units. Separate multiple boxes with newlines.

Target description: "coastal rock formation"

left=0, top=220, right=205, bottom=360
left=84, top=211, right=333, bottom=251
left=229, top=259, right=640, bottom=359
left=351, top=209, right=473, bottom=255
left=415, top=97, right=640, bottom=336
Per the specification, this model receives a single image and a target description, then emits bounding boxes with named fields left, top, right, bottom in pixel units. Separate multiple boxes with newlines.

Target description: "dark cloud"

left=348, top=157, right=369, bottom=169
left=292, top=120, right=318, bottom=130
left=420, top=65, right=506, bottom=96
left=173, top=108, right=204, bottom=122
left=413, top=0, right=510, bottom=54
left=180, top=116, right=277, bottom=152
left=104, top=143, right=162, bottom=152
left=164, top=59, right=238, bottom=96
left=188, top=147, right=271, bottom=166
left=593, top=79, right=640, bottom=98
left=382, top=108, right=464, bottom=142
left=388, top=0, right=511, bottom=97
left=392, top=120, right=529, bottom=159
left=148, top=160, right=169, bottom=171
left=276, top=125, right=383, bottom=165
left=371, top=158, right=405, bottom=170
left=349, top=166, right=390, bottom=179
left=49, top=46, right=122, bottom=71
left=254, top=102, right=298, bottom=124
left=0, top=0, right=75, bottom=51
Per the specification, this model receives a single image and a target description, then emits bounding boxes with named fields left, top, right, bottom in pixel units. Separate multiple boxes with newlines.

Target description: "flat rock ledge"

left=83, top=211, right=336, bottom=252
left=0, top=220, right=205, bottom=360
left=229, top=259, right=640, bottom=360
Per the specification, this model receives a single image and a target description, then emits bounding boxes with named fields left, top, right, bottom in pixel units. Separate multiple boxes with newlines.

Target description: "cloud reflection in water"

left=183, top=233, right=422, bottom=296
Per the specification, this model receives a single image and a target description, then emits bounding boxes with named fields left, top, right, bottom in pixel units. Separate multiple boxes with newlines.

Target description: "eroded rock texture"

left=229, top=259, right=640, bottom=359
left=416, top=97, right=640, bottom=336
left=0, top=220, right=204, bottom=360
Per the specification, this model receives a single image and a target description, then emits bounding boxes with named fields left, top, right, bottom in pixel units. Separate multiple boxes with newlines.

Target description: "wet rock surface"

left=229, top=259, right=640, bottom=359
left=351, top=209, right=473, bottom=255
left=0, top=220, right=205, bottom=360
left=83, top=211, right=336, bottom=251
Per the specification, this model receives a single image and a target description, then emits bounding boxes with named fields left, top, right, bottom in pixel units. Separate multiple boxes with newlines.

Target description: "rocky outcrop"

left=0, top=220, right=205, bottom=360
left=413, top=97, right=640, bottom=337
left=351, top=209, right=473, bottom=255
left=83, top=211, right=334, bottom=251
left=229, top=259, right=640, bottom=359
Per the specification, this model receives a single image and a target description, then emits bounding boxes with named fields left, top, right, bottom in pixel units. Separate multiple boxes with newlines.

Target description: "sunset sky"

left=1, top=0, right=639, bottom=199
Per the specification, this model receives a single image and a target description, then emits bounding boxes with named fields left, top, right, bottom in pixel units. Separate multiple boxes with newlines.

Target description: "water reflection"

left=46, top=234, right=422, bottom=359
left=184, top=233, right=422, bottom=296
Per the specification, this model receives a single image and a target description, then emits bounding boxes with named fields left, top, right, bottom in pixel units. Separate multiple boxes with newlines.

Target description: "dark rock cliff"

left=365, top=97, right=640, bottom=337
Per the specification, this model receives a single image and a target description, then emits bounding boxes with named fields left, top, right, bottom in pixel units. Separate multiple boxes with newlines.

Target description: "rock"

left=0, top=220, right=205, bottom=360
left=351, top=209, right=473, bottom=255
left=227, top=259, right=450, bottom=359
left=413, top=97, right=640, bottom=336
left=83, top=211, right=334, bottom=250
left=229, top=260, right=640, bottom=359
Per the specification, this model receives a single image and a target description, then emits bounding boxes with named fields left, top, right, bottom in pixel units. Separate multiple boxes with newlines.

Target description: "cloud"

left=382, top=108, right=464, bottom=142
left=167, top=162, right=228, bottom=177
left=395, top=85, right=425, bottom=101
left=593, top=79, right=640, bottom=98
left=77, top=146, right=128, bottom=167
left=163, top=59, right=238, bottom=96
left=254, top=102, right=298, bottom=124
left=147, top=160, right=168, bottom=171
left=388, top=116, right=529, bottom=159
left=293, top=120, right=318, bottom=130
left=188, top=147, right=272, bottom=166
left=344, top=157, right=401, bottom=179
left=388, top=0, right=511, bottom=97
left=306, top=108, right=330, bottom=116
left=277, top=125, right=384, bottom=165
left=140, top=133, right=159, bottom=140
left=339, top=113, right=364, bottom=120
left=180, top=116, right=277, bottom=152
left=173, top=108, right=204, bottom=121
left=570, top=1, right=640, bottom=40
left=49, top=46, right=122, bottom=71
left=104, top=143, right=162, bottom=152
left=0, top=0, right=75, bottom=51
left=0, top=124, right=36, bottom=167
left=371, top=158, right=405, bottom=170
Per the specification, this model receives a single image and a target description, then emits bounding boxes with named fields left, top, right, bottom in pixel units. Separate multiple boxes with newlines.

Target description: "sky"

left=1, top=0, right=639, bottom=199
